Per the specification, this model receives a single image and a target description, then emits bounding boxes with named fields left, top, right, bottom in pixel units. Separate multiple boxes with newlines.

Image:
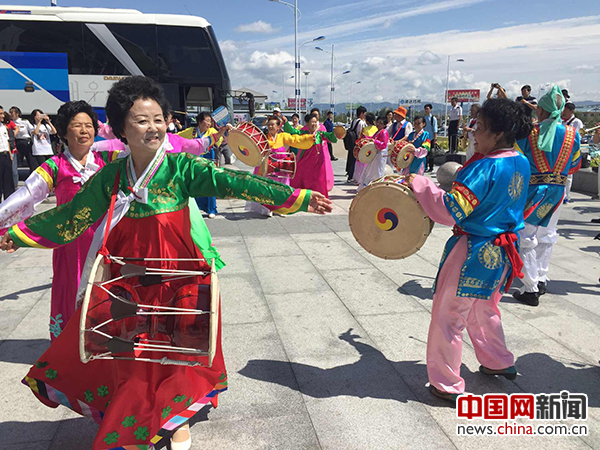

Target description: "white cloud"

left=416, top=51, right=442, bottom=66
left=221, top=15, right=600, bottom=105
left=235, top=21, right=281, bottom=35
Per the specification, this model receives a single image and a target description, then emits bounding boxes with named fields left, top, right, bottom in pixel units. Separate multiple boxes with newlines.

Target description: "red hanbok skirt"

left=22, top=208, right=227, bottom=449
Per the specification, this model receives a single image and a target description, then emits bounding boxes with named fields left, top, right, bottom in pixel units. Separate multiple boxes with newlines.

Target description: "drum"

left=353, top=137, right=378, bottom=163
left=389, top=141, right=416, bottom=170
left=258, top=152, right=296, bottom=179
left=349, top=175, right=433, bottom=259
left=79, top=254, right=219, bottom=368
left=228, top=122, right=270, bottom=167
left=334, top=126, right=347, bottom=140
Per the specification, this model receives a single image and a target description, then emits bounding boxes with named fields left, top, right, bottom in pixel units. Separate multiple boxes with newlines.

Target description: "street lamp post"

left=282, top=74, right=294, bottom=109
left=298, top=36, right=325, bottom=114
left=443, top=57, right=464, bottom=133
left=350, top=81, right=361, bottom=122
left=316, top=45, right=335, bottom=114
left=303, top=71, right=310, bottom=115
left=269, top=0, right=300, bottom=114
left=333, top=70, right=350, bottom=118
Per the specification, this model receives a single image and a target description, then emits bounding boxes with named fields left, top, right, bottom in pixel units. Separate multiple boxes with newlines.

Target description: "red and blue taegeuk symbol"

left=375, top=207, right=398, bottom=231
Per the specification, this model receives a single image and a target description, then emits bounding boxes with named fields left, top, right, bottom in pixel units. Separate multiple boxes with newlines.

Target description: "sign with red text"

left=447, top=90, right=480, bottom=103
left=287, top=98, right=307, bottom=109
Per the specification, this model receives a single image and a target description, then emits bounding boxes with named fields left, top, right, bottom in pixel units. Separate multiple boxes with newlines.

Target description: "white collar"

left=63, top=146, right=100, bottom=185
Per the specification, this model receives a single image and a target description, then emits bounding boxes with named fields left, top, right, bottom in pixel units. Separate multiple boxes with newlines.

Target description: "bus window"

left=106, top=24, right=158, bottom=77
left=0, top=21, right=86, bottom=74
left=82, top=26, right=128, bottom=75
left=156, top=26, right=220, bottom=83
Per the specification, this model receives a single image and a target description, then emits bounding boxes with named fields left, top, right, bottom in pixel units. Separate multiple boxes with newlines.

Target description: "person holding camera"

left=486, top=83, right=508, bottom=100
left=31, top=109, right=57, bottom=167
left=515, top=85, right=537, bottom=117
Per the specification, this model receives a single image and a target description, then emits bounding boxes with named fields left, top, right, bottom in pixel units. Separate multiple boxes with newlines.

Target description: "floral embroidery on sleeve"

left=134, top=426, right=149, bottom=440
left=103, top=431, right=119, bottom=445
left=122, top=415, right=137, bottom=427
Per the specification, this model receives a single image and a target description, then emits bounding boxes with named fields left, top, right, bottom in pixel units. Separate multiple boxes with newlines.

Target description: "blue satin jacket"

left=516, top=123, right=580, bottom=227
left=434, top=150, right=531, bottom=299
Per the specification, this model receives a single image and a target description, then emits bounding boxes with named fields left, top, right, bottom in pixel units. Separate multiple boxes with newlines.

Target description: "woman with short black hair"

left=406, top=98, right=532, bottom=402
left=30, top=108, right=57, bottom=167
left=0, top=100, right=122, bottom=341
left=3, top=76, right=331, bottom=450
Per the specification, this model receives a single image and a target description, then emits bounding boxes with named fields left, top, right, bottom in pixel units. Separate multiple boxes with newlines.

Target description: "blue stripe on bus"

left=0, top=69, right=35, bottom=89
left=0, top=52, right=68, bottom=70
left=47, top=90, right=70, bottom=102
left=20, top=68, right=69, bottom=90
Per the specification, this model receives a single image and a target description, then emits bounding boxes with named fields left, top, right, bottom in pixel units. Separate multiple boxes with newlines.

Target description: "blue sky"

left=7, top=0, right=600, bottom=104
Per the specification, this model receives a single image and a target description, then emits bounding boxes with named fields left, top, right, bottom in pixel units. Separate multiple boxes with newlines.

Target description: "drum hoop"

left=79, top=253, right=106, bottom=364
left=80, top=254, right=219, bottom=367
left=209, top=259, right=219, bottom=367
left=348, top=180, right=432, bottom=259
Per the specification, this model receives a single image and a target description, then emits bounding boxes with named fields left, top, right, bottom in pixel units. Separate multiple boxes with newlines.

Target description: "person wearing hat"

left=514, top=86, right=581, bottom=306
left=388, top=106, right=413, bottom=142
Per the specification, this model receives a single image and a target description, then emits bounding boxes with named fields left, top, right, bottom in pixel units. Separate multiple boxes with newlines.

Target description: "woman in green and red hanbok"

left=1, top=77, right=332, bottom=450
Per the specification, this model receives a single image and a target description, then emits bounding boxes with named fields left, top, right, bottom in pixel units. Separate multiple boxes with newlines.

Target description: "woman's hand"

left=307, top=191, right=333, bottom=215
left=0, top=233, right=18, bottom=253
left=404, top=174, right=418, bottom=188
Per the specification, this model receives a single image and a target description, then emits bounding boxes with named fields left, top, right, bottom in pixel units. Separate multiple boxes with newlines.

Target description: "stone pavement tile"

left=219, top=271, right=271, bottom=325
left=0, top=293, right=67, bottom=446
left=0, top=440, right=52, bottom=450
left=242, top=234, right=304, bottom=258
left=215, top=322, right=313, bottom=421
left=291, top=233, right=372, bottom=271
left=500, top=293, right=600, bottom=364
left=236, top=215, right=288, bottom=236
left=0, top=248, right=52, bottom=271
left=196, top=414, right=320, bottom=449
left=263, top=291, right=453, bottom=449
left=320, top=267, right=423, bottom=316
left=548, top=244, right=600, bottom=285
left=47, top=415, right=97, bottom=450
left=276, top=215, right=333, bottom=234
left=204, top=216, right=242, bottom=237
left=213, top=235, right=257, bottom=276
left=357, top=313, right=591, bottom=450
left=318, top=214, right=350, bottom=233
left=251, top=255, right=330, bottom=295
left=267, top=293, right=450, bottom=449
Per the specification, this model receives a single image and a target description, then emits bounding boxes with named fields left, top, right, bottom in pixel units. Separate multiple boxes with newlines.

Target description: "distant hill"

left=313, top=102, right=448, bottom=115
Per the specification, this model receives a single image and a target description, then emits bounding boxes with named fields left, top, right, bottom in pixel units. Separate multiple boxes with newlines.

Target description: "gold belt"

left=530, top=174, right=567, bottom=186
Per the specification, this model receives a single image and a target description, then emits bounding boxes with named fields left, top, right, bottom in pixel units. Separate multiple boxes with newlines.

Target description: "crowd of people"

left=0, top=76, right=598, bottom=448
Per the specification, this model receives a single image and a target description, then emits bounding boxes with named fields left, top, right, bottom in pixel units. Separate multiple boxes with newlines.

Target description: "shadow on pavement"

left=0, top=339, right=50, bottom=365
left=239, top=329, right=600, bottom=408
left=398, top=281, right=432, bottom=300
left=0, top=283, right=52, bottom=301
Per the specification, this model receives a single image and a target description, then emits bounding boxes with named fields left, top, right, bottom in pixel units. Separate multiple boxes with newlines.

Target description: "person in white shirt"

left=561, top=102, right=584, bottom=203
left=30, top=108, right=57, bottom=167
left=9, top=106, right=36, bottom=174
left=448, top=97, right=462, bottom=154
left=0, top=106, right=15, bottom=201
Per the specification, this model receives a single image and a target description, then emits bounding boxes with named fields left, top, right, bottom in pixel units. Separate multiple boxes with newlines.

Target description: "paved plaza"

left=1, top=151, right=600, bottom=450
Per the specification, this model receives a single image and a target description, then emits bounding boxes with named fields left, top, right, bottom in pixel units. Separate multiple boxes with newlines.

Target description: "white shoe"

left=208, top=213, right=216, bottom=219
left=171, top=424, right=191, bottom=450
left=230, top=154, right=237, bottom=164
left=264, top=211, right=273, bottom=217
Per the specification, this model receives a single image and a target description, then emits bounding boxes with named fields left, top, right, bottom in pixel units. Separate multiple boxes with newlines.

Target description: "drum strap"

left=99, top=170, right=121, bottom=263
left=453, top=225, right=524, bottom=291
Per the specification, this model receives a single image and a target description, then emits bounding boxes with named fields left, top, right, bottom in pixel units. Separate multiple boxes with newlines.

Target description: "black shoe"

left=591, top=218, right=600, bottom=224
left=513, top=290, right=539, bottom=307
left=331, top=157, right=338, bottom=161
left=429, top=385, right=460, bottom=404
left=479, top=365, right=517, bottom=380
left=538, top=282, right=547, bottom=296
